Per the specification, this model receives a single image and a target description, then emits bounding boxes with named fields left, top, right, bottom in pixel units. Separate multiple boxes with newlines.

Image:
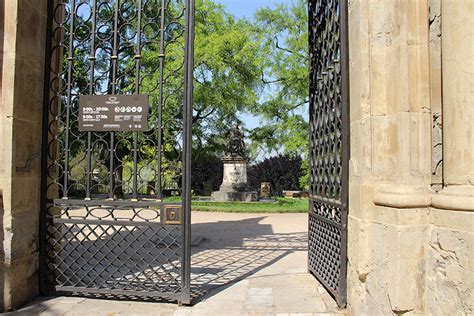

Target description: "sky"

left=213, top=0, right=283, bottom=19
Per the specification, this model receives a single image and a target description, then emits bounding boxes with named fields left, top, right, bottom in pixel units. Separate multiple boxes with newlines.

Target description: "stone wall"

left=427, top=1, right=474, bottom=314
left=0, top=0, right=48, bottom=311
left=426, top=210, right=473, bottom=314
left=347, top=0, right=473, bottom=314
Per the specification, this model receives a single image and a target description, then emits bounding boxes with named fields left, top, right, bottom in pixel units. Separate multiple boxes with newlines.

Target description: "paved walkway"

left=9, top=212, right=346, bottom=315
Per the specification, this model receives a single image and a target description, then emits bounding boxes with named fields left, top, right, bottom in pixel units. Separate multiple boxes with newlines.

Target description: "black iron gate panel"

left=308, top=0, right=349, bottom=308
left=40, top=0, right=195, bottom=304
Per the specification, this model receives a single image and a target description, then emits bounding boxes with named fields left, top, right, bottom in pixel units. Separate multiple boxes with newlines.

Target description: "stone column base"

left=432, top=185, right=474, bottom=211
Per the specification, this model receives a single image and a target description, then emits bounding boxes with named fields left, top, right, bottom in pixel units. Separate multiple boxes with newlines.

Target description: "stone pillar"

left=0, top=0, right=48, bottom=311
left=432, top=0, right=474, bottom=210
left=348, top=0, right=432, bottom=314
left=348, top=0, right=473, bottom=314
left=426, top=1, right=474, bottom=314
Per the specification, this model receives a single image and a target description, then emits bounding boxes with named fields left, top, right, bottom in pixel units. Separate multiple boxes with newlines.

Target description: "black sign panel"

left=79, top=95, right=149, bottom=132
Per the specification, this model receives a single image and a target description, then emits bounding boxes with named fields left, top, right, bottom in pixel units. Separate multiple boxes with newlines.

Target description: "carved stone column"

left=432, top=0, right=474, bottom=211
left=347, top=0, right=432, bottom=314
left=348, top=0, right=473, bottom=314
left=425, top=4, right=474, bottom=312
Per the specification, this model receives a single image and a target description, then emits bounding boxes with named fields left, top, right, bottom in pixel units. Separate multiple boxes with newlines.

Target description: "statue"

left=226, top=123, right=246, bottom=159
left=211, top=123, right=257, bottom=202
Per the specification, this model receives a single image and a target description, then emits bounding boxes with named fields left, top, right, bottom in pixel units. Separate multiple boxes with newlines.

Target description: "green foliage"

left=247, top=0, right=310, bottom=187
left=191, top=0, right=263, bottom=153
left=248, top=154, right=305, bottom=196
left=191, top=152, right=223, bottom=194
left=247, top=0, right=309, bottom=153
left=299, top=158, right=310, bottom=190
left=63, top=0, right=311, bottom=194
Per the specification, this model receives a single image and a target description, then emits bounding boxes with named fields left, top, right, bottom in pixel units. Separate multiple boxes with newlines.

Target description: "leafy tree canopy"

left=247, top=0, right=309, bottom=158
left=191, top=0, right=264, bottom=156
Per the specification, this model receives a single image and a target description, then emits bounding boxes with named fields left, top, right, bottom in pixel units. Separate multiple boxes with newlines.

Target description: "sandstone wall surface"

left=0, top=0, right=48, bottom=311
left=347, top=0, right=473, bottom=314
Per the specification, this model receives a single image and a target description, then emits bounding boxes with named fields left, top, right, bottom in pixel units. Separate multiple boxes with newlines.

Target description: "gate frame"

left=307, top=0, right=350, bottom=308
left=39, top=0, right=196, bottom=305
left=181, top=0, right=196, bottom=304
left=339, top=0, right=350, bottom=307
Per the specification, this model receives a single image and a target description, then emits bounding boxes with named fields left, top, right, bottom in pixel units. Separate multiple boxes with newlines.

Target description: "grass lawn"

left=190, top=197, right=308, bottom=213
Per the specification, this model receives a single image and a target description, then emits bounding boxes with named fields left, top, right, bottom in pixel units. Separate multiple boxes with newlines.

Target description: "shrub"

left=191, top=154, right=223, bottom=195
left=248, top=154, right=305, bottom=196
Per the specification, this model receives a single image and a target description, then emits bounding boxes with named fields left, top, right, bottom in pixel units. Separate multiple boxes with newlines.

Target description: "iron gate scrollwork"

left=308, top=0, right=349, bottom=308
left=40, top=0, right=195, bottom=304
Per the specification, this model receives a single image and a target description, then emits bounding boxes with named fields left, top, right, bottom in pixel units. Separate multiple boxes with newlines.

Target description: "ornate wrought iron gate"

left=40, top=0, right=195, bottom=304
left=308, top=0, right=349, bottom=308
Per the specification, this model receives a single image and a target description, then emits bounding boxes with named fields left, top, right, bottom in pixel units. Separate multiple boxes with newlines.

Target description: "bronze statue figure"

left=226, top=123, right=246, bottom=158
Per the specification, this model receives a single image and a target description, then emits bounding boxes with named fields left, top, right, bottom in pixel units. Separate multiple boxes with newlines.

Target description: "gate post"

left=347, top=1, right=432, bottom=314
left=347, top=0, right=473, bottom=314
left=0, top=0, right=48, bottom=311
left=432, top=1, right=474, bottom=209
left=428, top=1, right=474, bottom=313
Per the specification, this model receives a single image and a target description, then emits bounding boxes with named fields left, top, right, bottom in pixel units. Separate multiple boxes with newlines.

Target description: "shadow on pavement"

left=190, top=216, right=307, bottom=303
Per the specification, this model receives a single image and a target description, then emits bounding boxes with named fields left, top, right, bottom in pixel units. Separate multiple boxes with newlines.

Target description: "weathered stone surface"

left=424, top=4, right=474, bottom=313
left=441, top=0, right=474, bottom=187
left=218, top=161, right=248, bottom=192
left=426, top=224, right=474, bottom=315
left=210, top=191, right=257, bottom=202
left=212, top=158, right=257, bottom=202
left=429, top=0, right=443, bottom=190
left=0, top=0, right=47, bottom=311
left=3, top=254, right=39, bottom=311
left=348, top=0, right=472, bottom=314
left=0, top=0, right=472, bottom=314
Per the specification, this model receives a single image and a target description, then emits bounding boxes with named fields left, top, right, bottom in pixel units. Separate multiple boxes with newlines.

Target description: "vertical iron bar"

left=133, top=133, right=138, bottom=199
left=156, top=0, right=166, bottom=200
left=39, top=0, right=55, bottom=296
left=86, top=0, right=98, bottom=199
left=181, top=0, right=195, bottom=304
left=307, top=0, right=315, bottom=267
left=132, top=0, right=143, bottom=200
left=63, top=0, right=77, bottom=198
left=339, top=0, right=350, bottom=308
left=109, top=0, right=121, bottom=199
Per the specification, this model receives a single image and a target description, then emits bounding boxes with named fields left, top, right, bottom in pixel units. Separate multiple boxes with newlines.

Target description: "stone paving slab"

left=8, top=212, right=346, bottom=316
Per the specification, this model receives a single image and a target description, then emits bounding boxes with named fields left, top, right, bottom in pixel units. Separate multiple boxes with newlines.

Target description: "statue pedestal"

left=211, top=157, right=257, bottom=202
left=211, top=191, right=257, bottom=202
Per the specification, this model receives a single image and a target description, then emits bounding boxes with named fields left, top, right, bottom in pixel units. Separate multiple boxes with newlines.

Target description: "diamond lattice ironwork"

left=308, top=0, right=349, bottom=308
left=41, top=0, right=194, bottom=304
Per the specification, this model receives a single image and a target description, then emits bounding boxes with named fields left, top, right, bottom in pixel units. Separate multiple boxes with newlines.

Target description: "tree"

left=247, top=0, right=309, bottom=159
left=57, top=0, right=265, bottom=197
left=190, top=0, right=263, bottom=155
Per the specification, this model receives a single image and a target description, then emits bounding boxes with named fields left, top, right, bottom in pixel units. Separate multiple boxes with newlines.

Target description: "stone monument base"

left=211, top=155, right=257, bottom=202
left=211, top=191, right=258, bottom=202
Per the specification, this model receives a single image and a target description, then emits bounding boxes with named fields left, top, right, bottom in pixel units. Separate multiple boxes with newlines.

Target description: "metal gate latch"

left=163, top=205, right=182, bottom=225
